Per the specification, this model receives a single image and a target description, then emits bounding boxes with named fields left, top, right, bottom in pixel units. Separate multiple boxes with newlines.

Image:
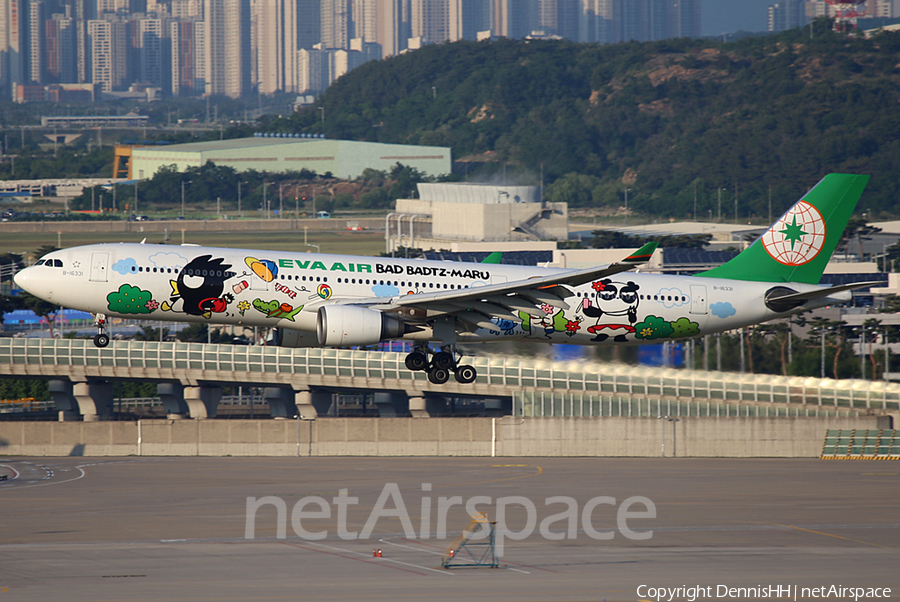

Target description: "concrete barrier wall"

left=0, top=415, right=882, bottom=458
left=496, top=416, right=877, bottom=458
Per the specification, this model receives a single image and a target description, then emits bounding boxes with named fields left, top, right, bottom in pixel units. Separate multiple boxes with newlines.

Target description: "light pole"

left=624, top=187, right=630, bottom=226
left=319, top=106, right=324, bottom=123
left=181, top=179, right=192, bottom=218
left=668, top=417, right=681, bottom=457
left=262, top=181, right=269, bottom=218
left=734, top=183, right=738, bottom=224
left=238, top=181, right=248, bottom=218
left=312, top=186, right=324, bottom=218
left=717, top=187, right=723, bottom=222
left=279, top=183, right=284, bottom=218
left=659, top=415, right=667, bottom=457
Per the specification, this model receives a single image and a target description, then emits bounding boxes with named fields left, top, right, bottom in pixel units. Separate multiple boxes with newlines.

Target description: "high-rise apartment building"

left=585, top=0, right=698, bottom=43
left=171, top=0, right=203, bottom=17
left=46, top=11, right=77, bottom=82
left=136, top=17, right=167, bottom=91
left=257, top=0, right=297, bottom=93
left=204, top=0, right=249, bottom=97
left=448, top=0, right=489, bottom=40
left=410, top=0, right=449, bottom=42
left=28, top=0, right=46, bottom=82
left=171, top=18, right=192, bottom=94
left=767, top=0, right=806, bottom=31
left=192, top=18, right=205, bottom=90
left=321, top=0, right=351, bottom=47
left=356, top=0, right=404, bottom=56
left=88, top=18, right=127, bottom=91
left=297, top=0, right=321, bottom=48
left=1, top=0, right=26, bottom=98
left=298, top=45, right=326, bottom=93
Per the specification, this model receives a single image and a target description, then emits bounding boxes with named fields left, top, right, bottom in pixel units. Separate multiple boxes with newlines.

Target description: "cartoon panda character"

left=161, top=255, right=233, bottom=318
left=582, top=279, right=640, bottom=342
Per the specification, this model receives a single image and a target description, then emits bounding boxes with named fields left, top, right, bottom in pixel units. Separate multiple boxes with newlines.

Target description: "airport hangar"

left=117, top=136, right=452, bottom=180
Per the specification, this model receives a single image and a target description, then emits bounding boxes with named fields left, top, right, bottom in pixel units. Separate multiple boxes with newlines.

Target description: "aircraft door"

left=250, top=275, right=269, bottom=292
left=90, top=253, right=109, bottom=282
left=689, top=284, right=707, bottom=315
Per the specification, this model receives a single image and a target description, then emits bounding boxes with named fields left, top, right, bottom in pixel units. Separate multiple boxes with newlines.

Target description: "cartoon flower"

left=634, top=315, right=674, bottom=340
left=541, top=303, right=555, bottom=314
left=565, top=319, right=581, bottom=336
left=591, top=281, right=606, bottom=291
left=237, top=300, right=251, bottom=315
left=145, top=299, right=159, bottom=311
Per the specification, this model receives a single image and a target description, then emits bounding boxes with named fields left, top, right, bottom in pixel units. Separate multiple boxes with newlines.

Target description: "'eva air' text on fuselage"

left=277, top=259, right=372, bottom=272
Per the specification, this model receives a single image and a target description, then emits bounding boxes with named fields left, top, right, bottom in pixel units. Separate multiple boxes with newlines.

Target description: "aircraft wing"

left=340, top=242, right=658, bottom=332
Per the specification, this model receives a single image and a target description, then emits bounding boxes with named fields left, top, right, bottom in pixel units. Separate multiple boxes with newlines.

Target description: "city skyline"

left=2, top=0, right=898, bottom=104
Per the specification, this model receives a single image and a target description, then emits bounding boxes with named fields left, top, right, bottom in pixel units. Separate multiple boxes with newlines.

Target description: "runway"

left=0, top=457, right=897, bottom=601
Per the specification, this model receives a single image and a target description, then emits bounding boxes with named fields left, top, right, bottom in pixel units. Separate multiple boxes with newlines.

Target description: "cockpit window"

left=35, top=259, right=45, bottom=266
left=54, top=259, right=63, bottom=267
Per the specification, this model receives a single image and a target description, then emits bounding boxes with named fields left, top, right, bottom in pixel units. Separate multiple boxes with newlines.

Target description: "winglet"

left=481, top=252, right=503, bottom=264
left=622, top=241, right=658, bottom=265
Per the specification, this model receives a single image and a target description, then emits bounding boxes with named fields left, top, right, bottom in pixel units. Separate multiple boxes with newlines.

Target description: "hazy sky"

left=702, top=0, right=774, bottom=36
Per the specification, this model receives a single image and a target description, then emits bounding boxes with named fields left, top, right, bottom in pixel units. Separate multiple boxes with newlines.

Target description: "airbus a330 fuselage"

left=14, top=243, right=844, bottom=344
left=13, top=173, right=875, bottom=384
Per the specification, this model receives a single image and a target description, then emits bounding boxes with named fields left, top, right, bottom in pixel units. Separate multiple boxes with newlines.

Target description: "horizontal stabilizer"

left=769, top=281, right=886, bottom=304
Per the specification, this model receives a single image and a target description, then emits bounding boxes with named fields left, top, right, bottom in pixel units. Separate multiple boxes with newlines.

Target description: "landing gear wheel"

left=405, top=351, right=429, bottom=371
left=93, top=333, right=110, bottom=348
left=427, top=367, right=450, bottom=384
left=433, top=351, right=456, bottom=371
left=454, top=364, right=477, bottom=384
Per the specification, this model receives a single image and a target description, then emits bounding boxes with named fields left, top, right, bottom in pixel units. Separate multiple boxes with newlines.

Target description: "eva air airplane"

left=14, top=173, right=879, bottom=385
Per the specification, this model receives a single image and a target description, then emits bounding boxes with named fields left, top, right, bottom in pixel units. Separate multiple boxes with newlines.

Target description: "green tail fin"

left=699, top=173, right=869, bottom=284
left=481, top=252, right=503, bottom=264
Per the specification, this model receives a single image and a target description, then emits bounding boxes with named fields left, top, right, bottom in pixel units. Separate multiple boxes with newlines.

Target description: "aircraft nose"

left=13, top=267, right=31, bottom=291
left=13, top=266, right=47, bottom=296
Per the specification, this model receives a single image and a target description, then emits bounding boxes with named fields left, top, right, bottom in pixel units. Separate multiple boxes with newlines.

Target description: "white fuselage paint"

left=15, top=243, right=848, bottom=346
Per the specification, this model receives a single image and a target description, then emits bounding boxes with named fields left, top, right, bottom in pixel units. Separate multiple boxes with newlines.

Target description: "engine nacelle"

left=271, top=328, right=321, bottom=348
left=316, top=305, right=406, bottom=346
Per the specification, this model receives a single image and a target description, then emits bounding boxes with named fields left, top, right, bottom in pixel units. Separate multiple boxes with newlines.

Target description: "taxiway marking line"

left=768, top=522, right=895, bottom=549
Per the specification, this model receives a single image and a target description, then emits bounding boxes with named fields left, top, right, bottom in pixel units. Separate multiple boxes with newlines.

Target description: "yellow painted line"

left=768, top=522, right=895, bottom=549
left=489, top=464, right=529, bottom=467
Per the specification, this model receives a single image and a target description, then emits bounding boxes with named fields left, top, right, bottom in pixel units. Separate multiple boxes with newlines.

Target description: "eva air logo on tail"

left=761, top=200, right=826, bottom=266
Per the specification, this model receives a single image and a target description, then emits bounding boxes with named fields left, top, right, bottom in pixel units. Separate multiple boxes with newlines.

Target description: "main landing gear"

left=92, top=313, right=110, bottom=348
left=405, top=346, right=477, bottom=385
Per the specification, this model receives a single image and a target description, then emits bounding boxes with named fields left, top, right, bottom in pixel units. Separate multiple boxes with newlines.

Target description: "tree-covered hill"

left=273, top=24, right=900, bottom=219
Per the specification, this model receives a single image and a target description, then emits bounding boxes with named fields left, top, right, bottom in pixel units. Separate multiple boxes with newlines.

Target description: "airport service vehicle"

left=14, top=174, right=878, bottom=385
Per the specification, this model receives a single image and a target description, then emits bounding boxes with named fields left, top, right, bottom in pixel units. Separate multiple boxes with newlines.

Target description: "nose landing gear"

left=405, top=346, right=477, bottom=385
left=92, top=314, right=110, bottom=348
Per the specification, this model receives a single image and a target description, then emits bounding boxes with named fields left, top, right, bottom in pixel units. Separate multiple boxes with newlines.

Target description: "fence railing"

left=0, top=338, right=897, bottom=412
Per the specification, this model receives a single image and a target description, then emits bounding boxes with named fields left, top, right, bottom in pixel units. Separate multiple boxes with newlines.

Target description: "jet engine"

left=316, top=305, right=407, bottom=346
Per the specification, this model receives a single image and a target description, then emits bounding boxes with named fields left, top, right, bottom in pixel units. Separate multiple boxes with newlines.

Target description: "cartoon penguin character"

left=582, top=279, right=640, bottom=342
left=161, top=255, right=233, bottom=318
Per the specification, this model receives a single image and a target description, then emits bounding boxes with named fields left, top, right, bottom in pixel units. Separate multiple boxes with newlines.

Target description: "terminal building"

left=388, top=183, right=569, bottom=251
left=119, top=136, right=452, bottom=180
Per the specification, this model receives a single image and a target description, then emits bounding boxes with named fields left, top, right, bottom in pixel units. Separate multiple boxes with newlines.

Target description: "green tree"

left=19, top=291, right=61, bottom=339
